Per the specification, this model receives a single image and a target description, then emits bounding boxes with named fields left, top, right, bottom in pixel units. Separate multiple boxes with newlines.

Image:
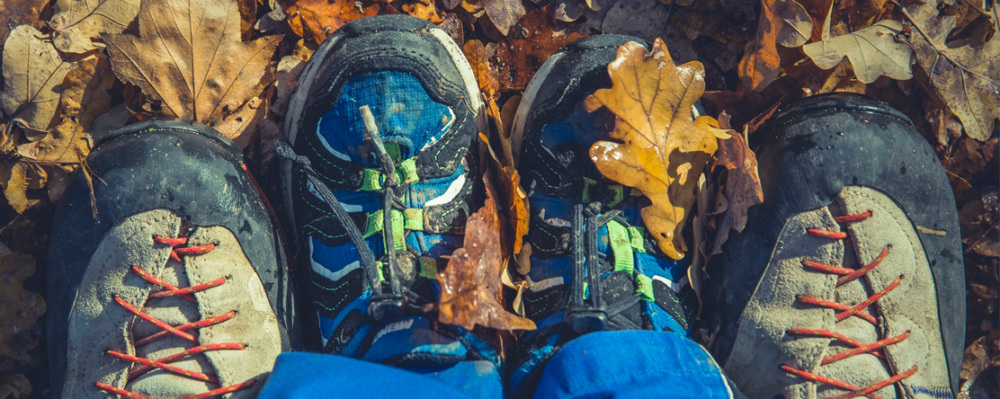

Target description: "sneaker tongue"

left=316, top=71, right=454, bottom=166
left=128, top=258, right=215, bottom=396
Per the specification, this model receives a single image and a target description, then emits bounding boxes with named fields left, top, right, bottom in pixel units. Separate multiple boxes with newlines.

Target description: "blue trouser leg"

left=259, top=331, right=737, bottom=398
left=258, top=353, right=502, bottom=399
left=531, top=330, right=737, bottom=398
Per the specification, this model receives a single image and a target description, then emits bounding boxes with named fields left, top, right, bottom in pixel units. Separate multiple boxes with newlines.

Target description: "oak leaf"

left=59, top=54, right=115, bottom=129
left=803, top=20, right=913, bottom=84
left=585, top=38, right=726, bottom=260
left=284, top=0, right=380, bottom=44
left=738, top=0, right=812, bottom=90
left=903, top=5, right=1000, bottom=141
left=103, top=0, right=281, bottom=129
left=49, top=0, right=141, bottom=54
left=484, top=0, right=526, bottom=36
left=1, top=26, right=76, bottom=132
left=437, top=178, right=536, bottom=330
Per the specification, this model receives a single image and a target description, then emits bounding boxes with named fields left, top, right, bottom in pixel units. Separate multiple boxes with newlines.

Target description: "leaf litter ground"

left=0, top=0, right=996, bottom=396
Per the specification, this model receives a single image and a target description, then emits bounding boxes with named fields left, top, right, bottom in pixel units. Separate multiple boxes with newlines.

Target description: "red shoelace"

left=781, top=210, right=917, bottom=399
left=96, top=235, right=256, bottom=399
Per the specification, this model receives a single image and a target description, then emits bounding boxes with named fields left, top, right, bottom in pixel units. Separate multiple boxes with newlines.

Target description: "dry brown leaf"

left=0, top=373, right=31, bottom=398
left=484, top=0, right=526, bottom=36
left=902, top=3, right=1000, bottom=141
left=49, top=0, right=141, bottom=54
left=493, top=9, right=587, bottom=92
left=0, top=0, right=50, bottom=49
left=104, top=0, right=281, bottom=129
left=710, top=124, right=762, bottom=254
left=59, top=54, right=115, bottom=129
left=437, top=178, right=536, bottom=330
left=0, top=248, right=45, bottom=371
left=463, top=40, right=500, bottom=100
left=739, top=0, right=812, bottom=90
left=0, top=163, right=32, bottom=213
left=585, top=38, right=726, bottom=260
left=803, top=20, right=913, bottom=84
left=285, top=0, right=380, bottom=44
left=1, top=26, right=77, bottom=132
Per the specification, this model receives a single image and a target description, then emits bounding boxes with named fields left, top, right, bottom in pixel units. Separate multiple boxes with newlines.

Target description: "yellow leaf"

left=584, top=38, right=722, bottom=260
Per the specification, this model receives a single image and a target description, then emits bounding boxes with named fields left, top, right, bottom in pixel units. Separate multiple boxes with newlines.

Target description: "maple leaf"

left=49, top=0, right=141, bottom=54
left=284, top=0, right=380, bottom=44
left=739, top=0, right=812, bottom=90
left=1, top=26, right=77, bottom=132
left=803, top=20, right=914, bottom=84
left=437, top=178, right=535, bottom=330
left=585, top=38, right=727, bottom=260
left=103, top=0, right=281, bottom=130
left=901, top=2, right=1000, bottom=141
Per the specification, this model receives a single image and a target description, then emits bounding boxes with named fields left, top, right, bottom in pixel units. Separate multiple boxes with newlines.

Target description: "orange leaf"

left=437, top=178, right=536, bottom=331
left=585, top=38, right=727, bottom=260
left=285, top=0, right=380, bottom=44
left=463, top=40, right=500, bottom=101
left=738, top=0, right=812, bottom=90
left=402, top=0, right=444, bottom=24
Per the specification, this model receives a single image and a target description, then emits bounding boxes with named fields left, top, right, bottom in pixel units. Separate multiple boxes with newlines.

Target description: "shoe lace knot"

left=782, top=210, right=918, bottom=399
left=96, top=235, right=255, bottom=399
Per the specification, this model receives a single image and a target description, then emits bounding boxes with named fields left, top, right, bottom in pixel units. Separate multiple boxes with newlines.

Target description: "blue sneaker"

left=279, top=15, right=502, bottom=396
left=507, top=35, right=698, bottom=395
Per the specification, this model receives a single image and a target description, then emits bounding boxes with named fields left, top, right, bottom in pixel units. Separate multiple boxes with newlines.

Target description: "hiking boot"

left=47, top=120, right=296, bottom=398
left=703, top=93, right=965, bottom=398
left=508, top=35, right=697, bottom=395
left=279, top=15, right=501, bottom=388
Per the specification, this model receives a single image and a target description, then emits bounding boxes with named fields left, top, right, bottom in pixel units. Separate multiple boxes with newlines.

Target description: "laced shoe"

left=507, top=35, right=697, bottom=395
left=278, top=15, right=501, bottom=378
left=703, top=93, right=965, bottom=398
left=47, top=120, right=296, bottom=398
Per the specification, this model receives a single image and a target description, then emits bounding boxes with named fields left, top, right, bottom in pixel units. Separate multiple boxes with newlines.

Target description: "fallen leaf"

left=59, top=54, right=115, bottom=129
left=710, top=123, right=762, bottom=254
left=803, top=20, right=913, bottom=84
left=484, top=0, right=526, bottom=35
left=284, top=0, right=380, bottom=44
left=271, top=55, right=308, bottom=116
left=480, top=132, right=528, bottom=254
left=1, top=26, right=76, bottom=132
left=738, top=0, right=812, bottom=90
left=463, top=40, right=500, bottom=100
left=437, top=177, right=536, bottom=330
left=402, top=0, right=444, bottom=23
left=49, top=0, right=141, bottom=54
left=554, top=0, right=586, bottom=22
left=0, top=0, right=50, bottom=49
left=0, top=163, right=31, bottom=214
left=493, top=9, right=587, bottom=91
left=0, top=247, right=45, bottom=371
left=902, top=4, right=1000, bottom=141
left=585, top=38, right=726, bottom=260
left=104, top=0, right=281, bottom=126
